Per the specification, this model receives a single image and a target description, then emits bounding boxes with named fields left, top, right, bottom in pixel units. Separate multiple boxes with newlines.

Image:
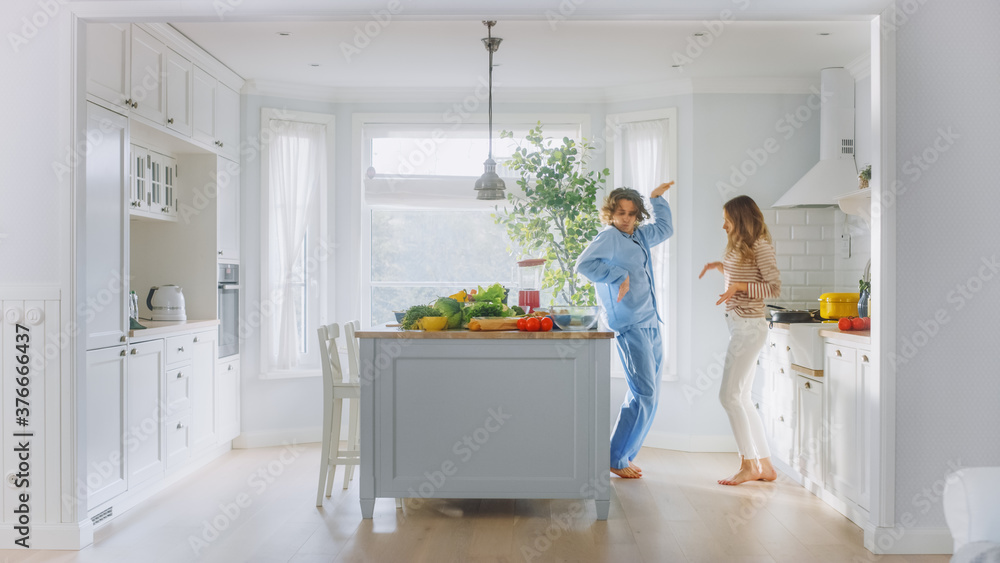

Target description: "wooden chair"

left=316, top=322, right=361, bottom=506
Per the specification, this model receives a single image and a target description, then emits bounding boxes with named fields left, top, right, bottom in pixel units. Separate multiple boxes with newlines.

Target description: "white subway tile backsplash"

left=807, top=270, right=835, bottom=286
left=806, top=209, right=835, bottom=225
left=792, top=225, right=823, bottom=241
left=761, top=209, right=776, bottom=225
left=769, top=225, right=791, bottom=240
left=822, top=256, right=840, bottom=270
left=791, top=286, right=823, bottom=302
left=775, top=240, right=806, bottom=255
left=808, top=240, right=834, bottom=255
left=776, top=209, right=806, bottom=224
left=782, top=271, right=808, bottom=285
left=822, top=226, right=836, bottom=239
left=775, top=255, right=791, bottom=270
left=792, top=255, right=823, bottom=270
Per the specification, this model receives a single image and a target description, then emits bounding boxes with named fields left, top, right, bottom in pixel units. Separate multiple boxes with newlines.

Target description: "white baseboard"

left=865, top=526, right=953, bottom=555
left=0, top=522, right=93, bottom=550
left=642, top=431, right=738, bottom=453
left=232, top=426, right=321, bottom=449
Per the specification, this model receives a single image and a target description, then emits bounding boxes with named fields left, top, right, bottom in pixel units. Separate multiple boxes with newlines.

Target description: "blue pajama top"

left=575, top=197, right=674, bottom=333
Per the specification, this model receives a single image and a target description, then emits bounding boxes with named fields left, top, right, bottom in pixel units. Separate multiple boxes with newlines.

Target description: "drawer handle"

left=779, top=415, right=785, bottom=422
left=770, top=343, right=776, bottom=348
left=176, top=371, right=184, bottom=379
left=120, top=335, right=127, bottom=342
left=228, top=365, right=234, bottom=371
left=167, top=117, right=174, bottom=124
left=862, top=354, right=869, bottom=363
left=836, top=349, right=842, bottom=357
left=779, top=368, right=784, bottom=374
left=130, top=348, right=137, bottom=355
left=805, top=381, right=811, bottom=389
left=193, top=336, right=200, bottom=343
left=178, top=346, right=185, bottom=352
left=755, top=402, right=760, bottom=410
left=120, top=349, right=127, bottom=357
left=176, top=422, right=184, bottom=429
left=786, top=346, right=790, bottom=351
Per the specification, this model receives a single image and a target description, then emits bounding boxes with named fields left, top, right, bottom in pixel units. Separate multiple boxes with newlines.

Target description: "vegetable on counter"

left=400, top=305, right=444, bottom=330
left=433, top=297, right=464, bottom=329
left=470, top=283, right=507, bottom=304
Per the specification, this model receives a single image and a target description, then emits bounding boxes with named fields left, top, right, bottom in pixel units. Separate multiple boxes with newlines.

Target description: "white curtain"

left=621, top=119, right=674, bottom=381
left=267, top=120, right=326, bottom=369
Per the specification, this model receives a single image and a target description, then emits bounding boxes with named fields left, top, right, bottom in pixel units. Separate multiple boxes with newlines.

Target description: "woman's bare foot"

left=611, top=466, right=642, bottom=479
left=628, top=461, right=643, bottom=474
left=717, top=466, right=761, bottom=486
left=756, top=458, right=777, bottom=481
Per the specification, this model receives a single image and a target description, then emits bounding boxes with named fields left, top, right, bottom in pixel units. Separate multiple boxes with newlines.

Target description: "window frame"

left=259, top=107, right=336, bottom=380
left=605, top=108, right=679, bottom=380
left=353, top=112, right=591, bottom=328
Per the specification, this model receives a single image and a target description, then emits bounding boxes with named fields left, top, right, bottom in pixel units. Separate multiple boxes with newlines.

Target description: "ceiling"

left=170, top=16, right=872, bottom=95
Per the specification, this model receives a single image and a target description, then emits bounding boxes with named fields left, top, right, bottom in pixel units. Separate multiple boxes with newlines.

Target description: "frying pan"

left=767, top=305, right=822, bottom=324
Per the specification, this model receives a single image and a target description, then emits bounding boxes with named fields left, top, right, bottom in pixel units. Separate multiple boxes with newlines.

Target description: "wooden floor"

left=1, top=445, right=948, bottom=563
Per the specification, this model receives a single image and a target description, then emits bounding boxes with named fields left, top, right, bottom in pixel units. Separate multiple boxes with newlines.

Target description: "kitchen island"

left=355, top=327, right=614, bottom=520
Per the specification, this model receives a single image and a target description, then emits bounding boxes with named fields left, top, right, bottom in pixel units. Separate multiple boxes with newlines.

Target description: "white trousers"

left=719, top=313, right=770, bottom=459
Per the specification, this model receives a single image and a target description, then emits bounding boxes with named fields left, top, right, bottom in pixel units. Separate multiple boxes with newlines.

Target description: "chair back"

left=317, top=323, right=345, bottom=388
left=343, top=320, right=361, bottom=384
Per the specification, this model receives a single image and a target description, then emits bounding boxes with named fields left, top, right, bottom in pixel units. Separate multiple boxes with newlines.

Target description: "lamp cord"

left=487, top=24, right=494, bottom=160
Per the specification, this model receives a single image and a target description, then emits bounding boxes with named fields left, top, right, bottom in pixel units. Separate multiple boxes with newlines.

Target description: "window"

left=607, top=109, right=678, bottom=380
left=357, top=114, right=589, bottom=325
left=260, top=109, right=334, bottom=378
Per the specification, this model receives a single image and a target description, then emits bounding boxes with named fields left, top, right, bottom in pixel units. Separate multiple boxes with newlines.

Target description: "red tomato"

left=540, top=317, right=553, bottom=332
left=525, top=317, right=541, bottom=332
left=838, top=317, right=852, bottom=330
left=851, top=317, right=865, bottom=330
left=862, top=317, right=871, bottom=330
left=517, top=317, right=527, bottom=331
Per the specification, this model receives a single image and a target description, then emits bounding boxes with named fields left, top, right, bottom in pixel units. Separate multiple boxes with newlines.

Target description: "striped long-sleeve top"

left=722, top=238, right=781, bottom=318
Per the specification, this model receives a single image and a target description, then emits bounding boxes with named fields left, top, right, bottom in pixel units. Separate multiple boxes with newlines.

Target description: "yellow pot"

left=818, top=292, right=860, bottom=319
left=419, top=316, right=448, bottom=331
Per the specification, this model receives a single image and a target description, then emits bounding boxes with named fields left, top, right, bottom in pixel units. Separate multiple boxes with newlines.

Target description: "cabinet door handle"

left=132, top=101, right=138, bottom=108
left=178, top=346, right=185, bottom=352
left=228, top=365, right=234, bottom=371
left=862, top=354, right=869, bottom=363
left=770, top=343, right=776, bottom=348
left=176, top=422, right=184, bottom=429
left=167, top=117, right=174, bottom=124
left=124, top=98, right=133, bottom=106
left=176, top=371, right=184, bottom=379
left=805, top=381, right=811, bottom=389
left=120, top=349, right=127, bottom=357
left=130, top=348, right=137, bottom=355
left=218, top=250, right=223, bottom=255
left=754, top=402, right=760, bottom=410
left=786, top=346, right=790, bottom=351
left=779, top=416, right=785, bottom=422
left=836, top=349, right=842, bottom=357
left=779, top=368, right=784, bottom=374
left=120, top=335, right=127, bottom=342
left=193, top=336, right=200, bottom=343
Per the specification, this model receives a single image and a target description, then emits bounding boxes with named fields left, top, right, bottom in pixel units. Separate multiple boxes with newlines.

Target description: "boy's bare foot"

left=628, top=461, right=643, bottom=474
left=611, top=466, right=642, bottom=479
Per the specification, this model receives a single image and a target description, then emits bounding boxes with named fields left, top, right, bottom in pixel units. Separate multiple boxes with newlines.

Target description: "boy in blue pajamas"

left=576, top=182, right=674, bottom=479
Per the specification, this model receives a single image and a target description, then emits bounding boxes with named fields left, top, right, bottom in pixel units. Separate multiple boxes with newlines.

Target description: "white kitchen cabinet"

left=189, top=331, right=218, bottom=452
left=129, top=143, right=149, bottom=214
left=86, top=22, right=131, bottom=110
left=215, top=84, right=240, bottom=160
left=191, top=66, right=240, bottom=159
left=164, top=48, right=194, bottom=137
left=129, top=26, right=166, bottom=124
left=126, top=340, right=165, bottom=487
left=771, top=368, right=795, bottom=465
left=85, top=104, right=129, bottom=351
left=857, top=346, right=874, bottom=511
left=85, top=346, right=128, bottom=508
left=794, top=374, right=824, bottom=483
left=216, top=158, right=240, bottom=261
left=825, top=341, right=860, bottom=504
left=130, top=147, right=178, bottom=221
left=216, top=358, right=241, bottom=443
left=192, top=65, right=217, bottom=146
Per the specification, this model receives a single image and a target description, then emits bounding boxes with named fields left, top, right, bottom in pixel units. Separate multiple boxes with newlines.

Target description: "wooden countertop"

left=819, top=328, right=871, bottom=345
left=356, top=326, right=613, bottom=339
left=129, top=319, right=219, bottom=339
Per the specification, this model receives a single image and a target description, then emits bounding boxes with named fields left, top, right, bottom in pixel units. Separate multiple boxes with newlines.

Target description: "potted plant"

left=859, top=164, right=872, bottom=189
left=494, top=123, right=608, bottom=306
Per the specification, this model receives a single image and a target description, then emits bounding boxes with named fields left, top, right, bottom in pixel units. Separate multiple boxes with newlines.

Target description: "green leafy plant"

left=859, top=164, right=872, bottom=181
left=495, top=123, right=607, bottom=306
left=400, top=305, right=443, bottom=330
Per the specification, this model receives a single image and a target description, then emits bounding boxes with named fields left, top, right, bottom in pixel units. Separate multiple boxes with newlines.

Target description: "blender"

left=516, top=258, right=546, bottom=313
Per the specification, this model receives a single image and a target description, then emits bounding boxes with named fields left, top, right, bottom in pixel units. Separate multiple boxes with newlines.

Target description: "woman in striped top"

left=699, top=195, right=781, bottom=486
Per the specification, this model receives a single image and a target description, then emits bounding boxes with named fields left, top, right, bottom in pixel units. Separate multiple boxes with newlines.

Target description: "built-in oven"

left=218, top=263, right=239, bottom=358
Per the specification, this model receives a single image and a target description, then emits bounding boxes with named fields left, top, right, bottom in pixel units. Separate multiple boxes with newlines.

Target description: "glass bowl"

left=548, top=306, right=600, bottom=331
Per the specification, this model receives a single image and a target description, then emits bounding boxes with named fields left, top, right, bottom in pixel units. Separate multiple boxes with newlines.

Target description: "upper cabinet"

left=193, top=67, right=240, bottom=161
left=86, top=23, right=242, bottom=160
left=129, top=26, right=166, bottom=124
left=165, top=48, right=194, bottom=137
left=86, top=23, right=131, bottom=111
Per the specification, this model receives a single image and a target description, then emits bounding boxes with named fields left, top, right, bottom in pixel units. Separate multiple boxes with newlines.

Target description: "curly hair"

left=723, top=195, right=771, bottom=264
left=600, top=188, right=651, bottom=227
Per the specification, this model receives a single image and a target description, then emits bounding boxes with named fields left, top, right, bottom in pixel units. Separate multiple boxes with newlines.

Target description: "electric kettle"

left=146, top=285, right=187, bottom=321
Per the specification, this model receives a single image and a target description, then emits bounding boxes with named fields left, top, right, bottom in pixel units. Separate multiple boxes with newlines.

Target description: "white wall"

left=893, top=0, right=1000, bottom=530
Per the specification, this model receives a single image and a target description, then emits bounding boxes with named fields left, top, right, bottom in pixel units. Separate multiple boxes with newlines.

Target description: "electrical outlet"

left=839, top=234, right=852, bottom=259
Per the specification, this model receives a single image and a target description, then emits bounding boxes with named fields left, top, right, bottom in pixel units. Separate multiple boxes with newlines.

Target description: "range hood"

left=773, top=67, right=857, bottom=208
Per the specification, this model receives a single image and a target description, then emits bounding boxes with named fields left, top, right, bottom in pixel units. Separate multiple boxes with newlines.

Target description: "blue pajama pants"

left=610, top=325, right=662, bottom=469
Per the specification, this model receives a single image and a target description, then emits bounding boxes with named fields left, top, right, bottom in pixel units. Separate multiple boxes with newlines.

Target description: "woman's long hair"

left=723, top=195, right=771, bottom=264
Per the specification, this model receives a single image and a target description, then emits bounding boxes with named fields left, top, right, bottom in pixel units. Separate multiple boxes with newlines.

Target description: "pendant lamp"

left=474, top=21, right=505, bottom=201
